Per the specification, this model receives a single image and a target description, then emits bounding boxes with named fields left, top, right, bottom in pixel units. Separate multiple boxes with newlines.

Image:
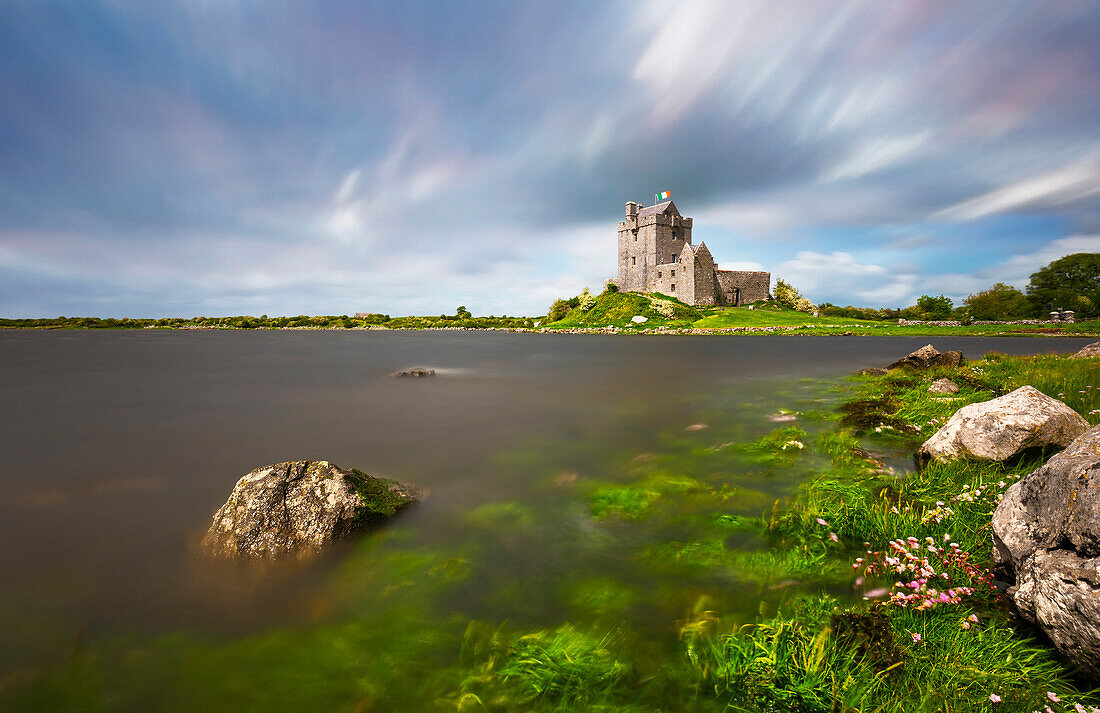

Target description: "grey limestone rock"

left=201, top=460, right=421, bottom=561
left=992, top=426, right=1100, bottom=678
left=886, top=344, right=964, bottom=371
left=928, top=378, right=960, bottom=394
left=920, top=385, right=1088, bottom=462
left=1070, top=341, right=1100, bottom=359
left=858, top=367, right=888, bottom=376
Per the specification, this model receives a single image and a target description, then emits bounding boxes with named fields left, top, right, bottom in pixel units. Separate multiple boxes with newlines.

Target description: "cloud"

left=774, top=251, right=895, bottom=303
left=823, top=131, right=933, bottom=182
left=937, top=151, right=1100, bottom=221
left=2, top=2, right=1100, bottom=316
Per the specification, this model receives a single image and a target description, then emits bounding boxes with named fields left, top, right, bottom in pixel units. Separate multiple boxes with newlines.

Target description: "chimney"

left=625, top=201, right=638, bottom=218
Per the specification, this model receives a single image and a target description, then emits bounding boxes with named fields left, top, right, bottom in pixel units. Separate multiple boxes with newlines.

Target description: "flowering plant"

left=856, top=535, right=999, bottom=610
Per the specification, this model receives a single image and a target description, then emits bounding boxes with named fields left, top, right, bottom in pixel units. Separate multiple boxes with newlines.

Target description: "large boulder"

left=992, top=426, right=1100, bottom=677
left=920, top=385, right=1089, bottom=462
left=201, top=460, right=422, bottom=561
left=886, top=344, right=964, bottom=371
left=1070, top=341, right=1100, bottom=359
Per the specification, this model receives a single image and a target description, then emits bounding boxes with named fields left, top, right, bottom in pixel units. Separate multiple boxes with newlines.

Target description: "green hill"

left=547, top=292, right=702, bottom=328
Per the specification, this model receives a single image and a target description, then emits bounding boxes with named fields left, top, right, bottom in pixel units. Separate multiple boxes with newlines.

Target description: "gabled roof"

left=637, top=200, right=680, bottom=218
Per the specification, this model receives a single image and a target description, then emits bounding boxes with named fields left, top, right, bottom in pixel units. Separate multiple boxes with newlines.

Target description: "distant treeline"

left=0, top=310, right=537, bottom=330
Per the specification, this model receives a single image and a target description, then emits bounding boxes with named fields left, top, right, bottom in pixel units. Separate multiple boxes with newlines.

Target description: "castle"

left=613, top=198, right=770, bottom=307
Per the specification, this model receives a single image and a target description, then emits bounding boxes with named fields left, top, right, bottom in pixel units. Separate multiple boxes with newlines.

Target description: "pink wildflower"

left=815, top=517, right=828, bottom=526
left=1048, top=692, right=1061, bottom=703
left=989, top=694, right=1001, bottom=703
left=968, top=614, right=978, bottom=623
left=829, top=532, right=839, bottom=543
left=911, top=632, right=921, bottom=643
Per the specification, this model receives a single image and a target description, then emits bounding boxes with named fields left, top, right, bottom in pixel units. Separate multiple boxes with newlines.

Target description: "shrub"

left=775, top=279, right=815, bottom=313
left=548, top=298, right=572, bottom=322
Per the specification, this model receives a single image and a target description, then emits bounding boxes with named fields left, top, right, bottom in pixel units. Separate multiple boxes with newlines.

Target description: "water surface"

left=1, top=331, right=1092, bottom=708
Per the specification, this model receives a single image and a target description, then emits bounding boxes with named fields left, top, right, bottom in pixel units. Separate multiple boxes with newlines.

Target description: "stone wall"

left=716, top=271, right=770, bottom=305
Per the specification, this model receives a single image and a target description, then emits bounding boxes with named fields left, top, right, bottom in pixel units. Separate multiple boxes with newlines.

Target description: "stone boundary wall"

left=897, top=319, right=1071, bottom=326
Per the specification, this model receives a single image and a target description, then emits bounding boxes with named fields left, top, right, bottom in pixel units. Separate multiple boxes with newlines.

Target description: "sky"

left=2, top=0, right=1100, bottom=318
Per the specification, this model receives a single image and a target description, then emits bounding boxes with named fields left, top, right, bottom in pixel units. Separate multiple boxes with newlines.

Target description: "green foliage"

left=590, top=472, right=707, bottom=520
left=458, top=623, right=631, bottom=709
left=915, top=294, right=953, bottom=319
left=964, top=283, right=1033, bottom=320
left=1027, top=252, right=1100, bottom=318
left=577, top=289, right=596, bottom=312
left=774, top=279, right=813, bottom=313
left=546, top=291, right=702, bottom=328
left=547, top=298, right=573, bottom=322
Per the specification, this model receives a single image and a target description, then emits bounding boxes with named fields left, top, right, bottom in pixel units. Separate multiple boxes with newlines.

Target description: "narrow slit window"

left=671, top=269, right=675, bottom=277
left=631, top=256, right=636, bottom=266
left=670, top=284, right=676, bottom=292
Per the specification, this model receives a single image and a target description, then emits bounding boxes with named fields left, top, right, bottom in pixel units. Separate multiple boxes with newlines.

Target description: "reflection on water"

left=0, top=331, right=1092, bottom=709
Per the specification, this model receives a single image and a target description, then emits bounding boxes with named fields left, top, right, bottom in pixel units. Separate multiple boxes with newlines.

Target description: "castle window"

left=657, top=271, right=662, bottom=278
left=671, top=269, right=675, bottom=277
left=633, top=233, right=637, bottom=242
left=631, top=256, right=636, bottom=266
left=670, top=284, right=676, bottom=292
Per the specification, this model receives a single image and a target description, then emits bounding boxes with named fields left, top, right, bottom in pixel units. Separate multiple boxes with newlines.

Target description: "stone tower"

left=613, top=197, right=770, bottom=307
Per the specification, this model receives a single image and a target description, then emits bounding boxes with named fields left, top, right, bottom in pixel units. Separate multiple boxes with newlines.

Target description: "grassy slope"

left=547, top=292, right=702, bottom=328
left=692, top=301, right=879, bottom=328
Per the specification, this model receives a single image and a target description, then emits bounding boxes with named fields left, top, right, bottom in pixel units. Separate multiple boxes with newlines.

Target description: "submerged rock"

left=928, top=378, right=960, bottom=395
left=1070, top=341, right=1100, bottom=359
left=389, top=367, right=435, bottom=378
left=920, top=385, right=1088, bottom=463
left=992, top=426, right=1100, bottom=678
left=201, top=460, right=422, bottom=561
left=886, top=344, right=964, bottom=371
left=858, top=367, right=888, bottom=376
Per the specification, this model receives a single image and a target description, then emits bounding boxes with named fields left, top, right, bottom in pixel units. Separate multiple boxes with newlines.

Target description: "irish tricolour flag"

left=656, top=190, right=671, bottom=201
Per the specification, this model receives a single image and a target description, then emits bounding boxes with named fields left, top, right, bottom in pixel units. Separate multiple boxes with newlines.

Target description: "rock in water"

left=928, top=378, right=960, bottom=394
left=886, top=344, right=964, bottom=370
left=389, top=367, right=435, bottom=378
left=201, top=460, right=421, bottom=560
left=920, top=385, right=1088, bottom=462
left=992, top=426, right=1100, bottom=678
left=1070, top=341, right=1100, bottom=359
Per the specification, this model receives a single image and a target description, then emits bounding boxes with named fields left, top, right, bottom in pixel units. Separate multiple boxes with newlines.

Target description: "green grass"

left=547, top=291, right=702, bottom=329
left=692, top=302, right=878, bottom=329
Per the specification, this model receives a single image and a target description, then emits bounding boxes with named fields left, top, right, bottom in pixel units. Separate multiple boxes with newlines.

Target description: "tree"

left=774, top=279, right=814, bottom=313
left=456, top=306, right=472, bottom=319
left=1026, top=253, right=1100, bottom=318
left=964, top=283, right=1032, bottom=321
left=548, top=298, right=572, bottom=322
left=916, top=294, right=953, bottom=320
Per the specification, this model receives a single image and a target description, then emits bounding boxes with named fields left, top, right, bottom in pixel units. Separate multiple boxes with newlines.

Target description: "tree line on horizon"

left=810, top=252, right=1099, bottom=322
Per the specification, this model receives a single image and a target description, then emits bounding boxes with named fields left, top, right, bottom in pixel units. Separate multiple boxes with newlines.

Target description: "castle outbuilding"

left=613, top=199, right=770, bottom=307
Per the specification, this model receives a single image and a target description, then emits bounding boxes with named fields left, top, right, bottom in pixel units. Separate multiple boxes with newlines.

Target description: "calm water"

left=0, top=330, right=1093, bottom=708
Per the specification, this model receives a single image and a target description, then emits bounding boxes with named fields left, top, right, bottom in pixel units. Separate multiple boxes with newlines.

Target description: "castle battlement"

left=612, top=197, right=769, bottom=307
